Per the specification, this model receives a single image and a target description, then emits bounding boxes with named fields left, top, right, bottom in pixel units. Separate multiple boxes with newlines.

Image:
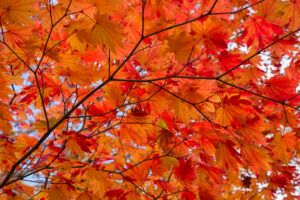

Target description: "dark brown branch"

left=217, top=28, right=300, bottom=78
left=216, top=78, right=298, bottom=110
left=133, top=43, right=161, bottom=56
left=0, top=40, right=34, bottom=72
left=34, top=0, right=73, bottom=72
left=119, top=139, right=187, bottom=174
left=159, top=190, right=187, bottom=199
left=208, top=0, right=218, bottom=13
left=112, top=75, right=215, bottom=83
left=141, top=0, right=147, bottom=37
left=34, top=73, right=50, bottom=130
left=108, top=49, right=111, bottom=77
left=1, top=0, right=298, bottom=191
left=149, top=82, right=226, bottom=131
left=211, top=0, right=265, bottom=15
left=144, top=14, right=210, bottom=38
left=118, top=173, right=155, bottom=198
left=0, top=79, right=110, bottom=188
left=69, top=83, right=164, bottom=119
left=154, top=171, right=173, bottom=199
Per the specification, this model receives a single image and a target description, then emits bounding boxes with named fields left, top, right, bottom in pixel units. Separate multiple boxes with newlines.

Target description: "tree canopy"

left=0, top=0, right=299, bottom=199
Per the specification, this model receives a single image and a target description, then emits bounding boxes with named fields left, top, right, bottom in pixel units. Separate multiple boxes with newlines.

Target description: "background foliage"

left=0, top=0, right=299, bottom=199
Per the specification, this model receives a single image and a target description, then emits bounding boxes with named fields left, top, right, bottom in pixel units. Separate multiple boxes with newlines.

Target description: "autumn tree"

left=0, top=0, right=299, bottom=199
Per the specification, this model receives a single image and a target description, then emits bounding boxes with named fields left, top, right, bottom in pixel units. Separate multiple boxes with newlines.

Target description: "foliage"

left=0, top=0, right=299, bottom=199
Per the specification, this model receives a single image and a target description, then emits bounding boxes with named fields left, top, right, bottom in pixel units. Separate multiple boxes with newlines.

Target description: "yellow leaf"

left=0, top=0, right=37, bottom=25
left=76, top=191, right=100, bottom=200
left=86, top=12, right=123, bottom=53
left=48, top=185, right=68, bottom=200
left=89, top=0, right=122, bottom=14
left=54, top=54, right=102, bottom=86
left=66, top=19, right=90, bottom=53
left=208, top=95, right=221, bottom=103
left=173, top=98, right=197, bottom=124
left=85, top=168, right=109, bottom=196
left=280, top=0, right=300, bottom=30
left=201, top=102, right=215, bottom=113
left=33, top=190, right=47, bottom=200
left=0, top=73, right=14, bottom=100
left=167, top=30, right=196, bottom=63
left=215, top=106, right=236, bottom=126
left=14, top=134, right=37, bottom=153
left=32, top=117, right=57, bottom=134
left=0, top=103, right=13, bottom=134
left=104, top=82, right=124, bottom=107
left=272, top=132, right=297, bottom=164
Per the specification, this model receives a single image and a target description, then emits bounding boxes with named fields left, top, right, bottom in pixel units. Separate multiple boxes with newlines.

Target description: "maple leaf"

left=215, top=94, right=252, bottom=126
left=154, top=180, right=175, bottom=193
left=0, top=0, right=299, bottom=199
left=14, top=134, right=37, bottom=153
left=66, top=19, right=90, bottom=53
left=181, top=190, right=196, bottom=200
left=216, top=140, right=243, bottom=171
left=89, top=0, right=123, bottom=15
left=0, top=0, right=36, bottom=25
left=157, top=128, right=175, bottom=152
left=198, top=188, right=216, bottom=200
left=104, top=189, right=125, bottom=200
left=280, top=0, right=300, bottom=30
left=167, top=30, right=196, bottom=63
left=48, top=185, right=68, bottom=200
left=65, top=133, right=92, bottom=156
left=84, top=168, right=109, bottom=196
left=238, top=115, right=268, bottom=145
left=218, top=51, right=243, bottom=74
left=242, top=143, right=273, bottom=175
left=161, top=111, right=178, bottom=131
left=241, top=15, right=283, bottom=49
left=0, top=137, right=17, bottom=170
left=119, top=123, right=149, bottom=145
left=76, top=191, right=101, bottom=200
left=182, top=80, right=218, bottom=103
left=191, top=16, right=229, bottom=53
left=272, top=132, right=297, bottom=163
left=104, top=82, right=125, bottom=107
left=173, top=97, right=198, bottom=124
left=87, top=103, right=117, bottom=124
left=215, top=104, right=237, bottom=126
left=54, top=54, right=102, bottom=86
left=173, top=159, right=196, bottom=185
left=198, top=162, right=224, bottom=184
left=263, top=75, right=298, bottom=101
left=0, top=102, right=13, bottom=134
left=87, top=12, right=123, bottom=53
